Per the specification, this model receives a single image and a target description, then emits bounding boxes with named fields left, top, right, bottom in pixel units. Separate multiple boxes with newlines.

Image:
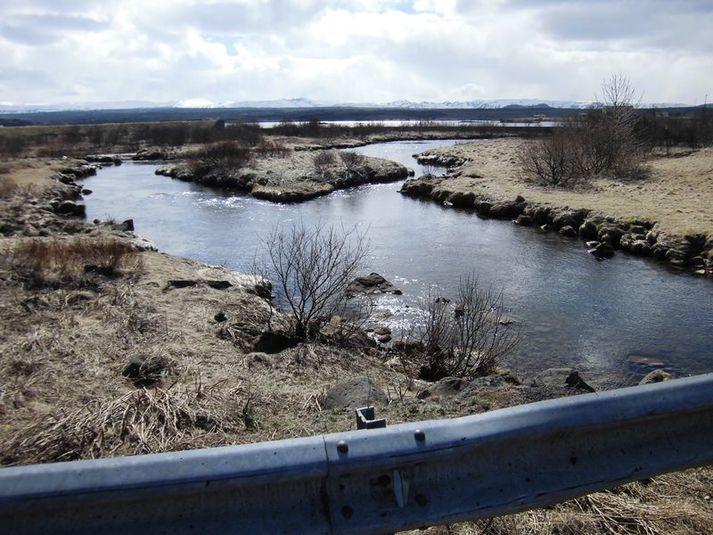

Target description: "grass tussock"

left=0, top=177, right=18, bottom=198
left=9, top=237, right=143, bottom=285
left=0, top=382, right=248, bottom=464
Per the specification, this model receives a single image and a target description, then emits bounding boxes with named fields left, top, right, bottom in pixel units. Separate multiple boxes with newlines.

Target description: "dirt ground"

left=419, top=138, right=713, bottom=239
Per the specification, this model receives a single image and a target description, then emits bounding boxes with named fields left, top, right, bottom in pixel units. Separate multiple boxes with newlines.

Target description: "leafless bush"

left=188, top=141, right=253, bottom=168
left=521, top=75, right=646, bottom=186
left=312, top=150, right=338, bottom=176
left=258, top=223, right=368, bottom=339
left=418, top=273, right=519, bottom=380
left=10, top=238, right=143, bottom=285
left=253, top=140, right=292, bottom=159
left=339, top=151, right=365, bottom=171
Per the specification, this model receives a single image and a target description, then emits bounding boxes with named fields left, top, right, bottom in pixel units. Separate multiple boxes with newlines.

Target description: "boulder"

left=253, top=331, right=299, bottom=354
left=598, top=225, right=624, bottom=246
left=417, top=377, right=466, bottom=400
left=532, top=368, right=595, bottom=393
left=322, top=376, right=388, bottom=409
left=639, top=369, right=673, bottom=385
left=346, top=273, right=402, bottom=297
left=558, top=225, right=577, bottom=238
left=488, top=201, right=524, bottom=219
left=578, top=220, right=599, bottom=240
left=514, top=214, right=532, bottom=226
left=589, top=242, right=615, bottom=259
left=447, top=191, right=475, bottom=208
left=55, top=200, right=86, bottom=218
left=552, top=209, right=588, bottom=230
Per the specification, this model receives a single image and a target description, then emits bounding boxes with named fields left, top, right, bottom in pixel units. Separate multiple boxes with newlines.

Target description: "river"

left=81, top=140, right=713, bottom=386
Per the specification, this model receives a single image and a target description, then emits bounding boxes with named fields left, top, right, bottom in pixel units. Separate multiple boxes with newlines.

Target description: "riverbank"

left=401, top=138, right=713, bottom=276
left=2, top=156, right=713, bottom=533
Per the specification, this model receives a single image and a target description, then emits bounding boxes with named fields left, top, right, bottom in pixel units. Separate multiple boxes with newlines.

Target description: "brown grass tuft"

left=9, top=237, right=143, bottom=285
left=0, top=382, right=247, bottom=465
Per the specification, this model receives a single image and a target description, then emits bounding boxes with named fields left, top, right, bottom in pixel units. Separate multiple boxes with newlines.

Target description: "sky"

left=1, top=0, right=712, bottom=106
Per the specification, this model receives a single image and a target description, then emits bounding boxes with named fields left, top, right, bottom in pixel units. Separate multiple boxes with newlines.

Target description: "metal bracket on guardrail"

left=355, top=406, right=386, bottom=430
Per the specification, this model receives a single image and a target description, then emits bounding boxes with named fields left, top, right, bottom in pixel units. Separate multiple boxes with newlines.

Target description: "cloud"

left=0, top=0, right=711, bottom=105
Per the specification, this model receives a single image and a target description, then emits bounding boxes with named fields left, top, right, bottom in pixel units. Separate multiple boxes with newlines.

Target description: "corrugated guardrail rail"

left=2, top=373, right=713, bottom=534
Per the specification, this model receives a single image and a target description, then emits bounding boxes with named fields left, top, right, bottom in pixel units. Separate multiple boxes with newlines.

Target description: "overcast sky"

left=1, top=0, right=712, bottom=106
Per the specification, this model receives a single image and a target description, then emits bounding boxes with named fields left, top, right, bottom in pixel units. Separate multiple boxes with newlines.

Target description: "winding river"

left=81, top=140, right=713, bottom=386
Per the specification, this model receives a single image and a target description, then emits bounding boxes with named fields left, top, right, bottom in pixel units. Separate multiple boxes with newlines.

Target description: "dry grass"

left=0, top=381, right=252, bottom=464
left=420, top=139, right=713, bottom=237
left=8, top=237, right=143, bottom=285
left=418, top=472, right=713, bottom=535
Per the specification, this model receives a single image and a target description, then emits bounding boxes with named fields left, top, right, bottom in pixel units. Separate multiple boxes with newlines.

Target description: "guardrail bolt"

left=414, top=429, right=426, bottom=442
left=337, top=440, right=349, bottom=454
left=415, top=494, right=428, bottom=507
left=341, top=505, right=353, bottom=519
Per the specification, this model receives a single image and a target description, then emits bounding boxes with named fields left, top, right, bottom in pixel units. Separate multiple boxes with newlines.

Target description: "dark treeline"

left=637, top=107, right=713, bottom=150
left=0, top=118, right=551, bottom=157
left=0, top=105, right=581, bottom=126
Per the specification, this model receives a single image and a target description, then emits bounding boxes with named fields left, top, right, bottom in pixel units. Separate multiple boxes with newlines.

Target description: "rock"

left=527, top=206, right=550, bottom=225
left=489, top=201, right=524, bottom=219
left=627, top=355, right=665, bottom=368
left=589, top=242, right=615, bottom=259
left=111, top=219, right=134, bottom=232
left=81, top=189, right=93, bottom=195
left=322, top=376, right=388, bottom=409
left=133, top=147, right=169, bottom=161
left=514, top=214, right=532, bottom=226
left=214, top=311, right=227, bottom=322
left=552, top=209, right=588, bottom=230
left=130, top=236, right=157, bottom=251
left=122, top=355, right=173, bottom=388
left=346, top=273, right=401, bottom=297
left=447, top=191, right=475, bottom=208
left=55, top=200, right=86, bottom=218
left=393, top=339, right=424, bottom=355
left=540, top=224, right=551, bottom=232
left=598, top=225, right=624, bottom=246
left=417, top=377, right=466, bottom=400
left=639, top=369, right=673, bottom=385
left=558, top=225, right=577, bottom=238
left=373, top=326, right=391, bottom=336
left=579, top=220, right=599, bottom=240
left=532, top=368, right=595, bottom=393
left=253, top=331, right=299, bottom=354
left=473, top=200, right=492, bottom=216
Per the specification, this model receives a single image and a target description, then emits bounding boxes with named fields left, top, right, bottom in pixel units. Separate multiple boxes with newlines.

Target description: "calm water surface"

left=81, top=140, right=713, bottom=384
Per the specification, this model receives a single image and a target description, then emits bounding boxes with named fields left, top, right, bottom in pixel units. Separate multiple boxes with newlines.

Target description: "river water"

left=81, top=140, right=713, bottom=385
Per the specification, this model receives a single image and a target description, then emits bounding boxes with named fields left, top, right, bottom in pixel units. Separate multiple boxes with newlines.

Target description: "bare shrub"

left=519, top=128, right=582, bottom=187
left=521, top=75, right=647, bottom=186
left=11, top=238, right=143, bottom=285
left=339, top=151, right=365, bottom=171
left=188, top=141, right=253, bottom=168
left=418, top=273, right=519, bottom=380
left=258, top=223, right=368, bottom=339
left=312, top=150, right=338, bottom=176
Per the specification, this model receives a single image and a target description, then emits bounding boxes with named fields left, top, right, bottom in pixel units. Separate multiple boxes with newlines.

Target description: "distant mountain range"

left=0, top=97, right=695, bottom=114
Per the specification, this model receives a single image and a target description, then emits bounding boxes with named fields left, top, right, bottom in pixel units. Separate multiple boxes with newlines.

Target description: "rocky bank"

left=400, top=140, right=713, bottom=277
left=155, top=149, right=411, bottom=203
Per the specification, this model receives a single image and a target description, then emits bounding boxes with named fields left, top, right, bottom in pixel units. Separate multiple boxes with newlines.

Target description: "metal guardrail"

left=2, top=373, right=713, bottom=534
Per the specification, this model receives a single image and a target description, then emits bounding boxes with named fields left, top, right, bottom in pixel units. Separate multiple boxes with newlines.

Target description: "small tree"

left=259, top=223, right=368, bottom=339
left=419, top=273, right=519, bottom=380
